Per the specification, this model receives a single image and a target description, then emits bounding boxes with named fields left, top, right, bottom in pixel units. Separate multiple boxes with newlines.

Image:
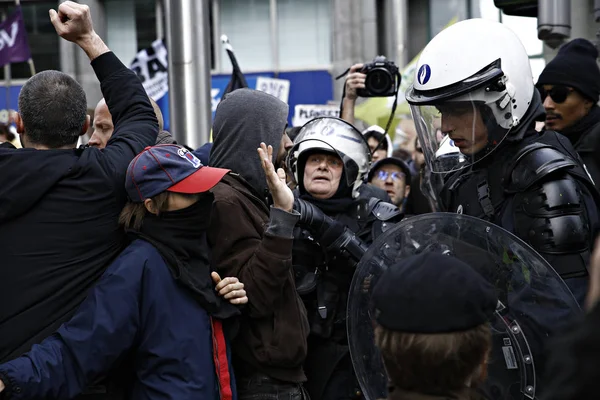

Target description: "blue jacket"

left=0, top=240, right=236, bottom=400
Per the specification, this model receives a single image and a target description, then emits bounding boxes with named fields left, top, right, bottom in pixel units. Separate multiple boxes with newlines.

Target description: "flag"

left=221, top=35, right=248, bottom=95
left=0, top=7, right=31, bottom=68
left=130, top=38, right=170, bottom=131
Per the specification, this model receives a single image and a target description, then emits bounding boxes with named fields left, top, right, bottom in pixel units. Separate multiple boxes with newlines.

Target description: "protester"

left=362, top=125, right=393, bottom=163
left=371, top=253, right=496, bottom=400
left=288, top=117, right=402, bottom=400
left=406, top=137, right=436, bottom=214
left=89, top=97, right=175, bottom=148
left=536, top=38, right=600, bottom=189
left=0, top=144, right=247, bottom=399
left=406, top=18, right=600, bottom=304
left=0, top=123, right=19, bottom=148
left=367, top=157, right=411, bottom=211
left=0, top=1, right=159, bottom=364
left=207, top=88, right=310, bottom=399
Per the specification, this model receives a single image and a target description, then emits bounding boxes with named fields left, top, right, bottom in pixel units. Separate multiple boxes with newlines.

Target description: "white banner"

left=130, top=38, right=169, bottom=100
left=255, top=77, right=291, bottom=104
left=292, top=104, right=340, bottom=127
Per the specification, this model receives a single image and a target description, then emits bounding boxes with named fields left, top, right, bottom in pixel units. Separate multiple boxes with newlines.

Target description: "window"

left=217, top=0, right=332, bottom=73
left=219, top=0, right=272, bottom=72
left=277, top=0, right=331, bottom=69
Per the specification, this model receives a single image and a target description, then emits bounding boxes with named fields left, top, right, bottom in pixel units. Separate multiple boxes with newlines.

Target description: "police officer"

left=286, top=117, right=402, bottom=400
left=405, top=18, right=600, bottom=305
left=371, top=253, right=497, bottom=400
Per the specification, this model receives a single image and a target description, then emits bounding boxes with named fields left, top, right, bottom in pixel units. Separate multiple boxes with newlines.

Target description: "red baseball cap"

left=126, top=144, right=229, bottom=202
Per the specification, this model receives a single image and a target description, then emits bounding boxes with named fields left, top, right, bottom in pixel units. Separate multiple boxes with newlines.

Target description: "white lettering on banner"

left=211, top=89, right=221, bottom=112
left=255, top=77, right=290, bottom=104
left=292, top=104, right=340, bottom=127
left=0, top=22, right=18, bottom=51
left=129, top=39, right=169, bottom=100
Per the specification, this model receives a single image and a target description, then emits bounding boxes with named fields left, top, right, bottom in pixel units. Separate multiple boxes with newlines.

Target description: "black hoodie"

left=209, top=88, right=288, bottom=201
left=0, top=52, right=158, bottom=362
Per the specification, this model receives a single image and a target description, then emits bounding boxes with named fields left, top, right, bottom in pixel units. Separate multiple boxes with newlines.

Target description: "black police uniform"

left=438, top=93, right=600, bottom=304
left=293, top=191, right=402, bottom=400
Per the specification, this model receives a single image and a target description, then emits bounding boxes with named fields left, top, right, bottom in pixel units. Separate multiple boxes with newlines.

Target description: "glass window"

left=277, top=0, right=331, bottom=69
left=219, top=0, right=272, bottom=72
left=0, top=2, right=60, bottom=80
left=135, top=0, right=158, bottom=51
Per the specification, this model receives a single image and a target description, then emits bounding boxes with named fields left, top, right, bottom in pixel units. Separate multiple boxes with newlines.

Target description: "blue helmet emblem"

left=417, top=64, right=432, bottom=85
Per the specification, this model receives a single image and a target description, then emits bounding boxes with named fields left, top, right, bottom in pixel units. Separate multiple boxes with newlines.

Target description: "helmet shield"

left=348, top=213, right=580, bottom=400
left=407, top=60, right=518, bottom=174
left=286, top=117, right=371, bottom=194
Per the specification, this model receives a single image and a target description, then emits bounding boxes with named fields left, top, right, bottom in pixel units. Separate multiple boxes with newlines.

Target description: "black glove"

left=294, top=198, right=368, bottom=263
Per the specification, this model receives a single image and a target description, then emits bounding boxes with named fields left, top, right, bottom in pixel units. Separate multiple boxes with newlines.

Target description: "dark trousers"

left=237, top=373, right=310, bottom=400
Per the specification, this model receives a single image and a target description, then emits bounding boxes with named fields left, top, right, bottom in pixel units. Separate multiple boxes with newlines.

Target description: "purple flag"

left=0, top=7, right=31, bottom=68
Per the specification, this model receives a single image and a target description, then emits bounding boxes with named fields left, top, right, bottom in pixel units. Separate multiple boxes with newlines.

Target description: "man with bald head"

left=90, top=97, right=173, bottom=148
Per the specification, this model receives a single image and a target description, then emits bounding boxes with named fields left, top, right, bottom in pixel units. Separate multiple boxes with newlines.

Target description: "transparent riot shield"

left=347, top=213, right=581, bottom=400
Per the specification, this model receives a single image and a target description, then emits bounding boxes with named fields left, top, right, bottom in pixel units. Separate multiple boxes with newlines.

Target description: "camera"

left=357, top=56, right=400, bottom=98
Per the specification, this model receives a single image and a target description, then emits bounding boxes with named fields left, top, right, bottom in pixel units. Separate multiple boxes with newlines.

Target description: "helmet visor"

left=410, top=95, right=515, bottom=174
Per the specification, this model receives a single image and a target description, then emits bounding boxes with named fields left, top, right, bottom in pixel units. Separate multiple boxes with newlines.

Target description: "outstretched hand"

left=257, top=142, right=294, bottom=212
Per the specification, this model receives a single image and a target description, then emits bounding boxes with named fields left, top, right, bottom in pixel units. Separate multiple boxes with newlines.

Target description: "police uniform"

left=371, top=253, right=498, bottom=400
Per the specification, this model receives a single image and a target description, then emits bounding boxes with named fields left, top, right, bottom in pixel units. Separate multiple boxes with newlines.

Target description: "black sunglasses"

left=537, top=85, right=573, bottom=104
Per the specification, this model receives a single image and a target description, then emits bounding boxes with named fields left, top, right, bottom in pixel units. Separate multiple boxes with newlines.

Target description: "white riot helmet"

left=405, top=18, right=535, bottom=174
left=287, top=117, right=371, bottom=197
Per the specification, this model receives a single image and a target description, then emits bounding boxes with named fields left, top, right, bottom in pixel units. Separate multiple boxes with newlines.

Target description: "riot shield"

left=347, top=213, right=580, bottom=400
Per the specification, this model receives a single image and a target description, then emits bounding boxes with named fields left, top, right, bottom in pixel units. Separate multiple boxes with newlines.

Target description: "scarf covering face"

left=128, top=193, right=240, bottom=320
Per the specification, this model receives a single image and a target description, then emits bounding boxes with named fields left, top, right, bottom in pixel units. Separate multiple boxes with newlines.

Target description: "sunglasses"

left=375, top=170, right=405, bottom=182
left=537, top=85, right=573, bottom=104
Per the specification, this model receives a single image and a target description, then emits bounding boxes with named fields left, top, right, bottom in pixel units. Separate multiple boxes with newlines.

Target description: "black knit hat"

left=371, top=253, right=498, bottom=333
left=537, top=38, right=600, bottom=102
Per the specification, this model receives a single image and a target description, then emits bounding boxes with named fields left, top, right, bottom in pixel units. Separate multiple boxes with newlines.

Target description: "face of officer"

left=539, top=85, right=594, bottom=132
left=370, top=164, right=410, bottom=207
left=367, top=136, right=387, bottom=163
left=89, top=99, right=114, bottom=149
left=438, top=102, right=488, bottom=156
left=303, top=152, right=344, bottom=199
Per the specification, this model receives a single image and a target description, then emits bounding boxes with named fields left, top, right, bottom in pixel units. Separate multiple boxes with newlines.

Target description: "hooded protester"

left=207, top=88, right=311, bottom=399
left=287, top=117, right=402, bottom=400
left=0, top=2, right=159, bottom=366
left=0, top=144, right=247, bottom=399
left=362, top=125, right=393, bottom=163
left=536, top=38, right=600, bottom=190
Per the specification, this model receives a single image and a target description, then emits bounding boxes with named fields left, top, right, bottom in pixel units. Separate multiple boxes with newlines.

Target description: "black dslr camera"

left=357, top=55, right=399, bottom=98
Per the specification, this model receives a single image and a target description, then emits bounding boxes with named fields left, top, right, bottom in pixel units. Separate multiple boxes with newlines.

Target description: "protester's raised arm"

left=49, top=1, right=109, bottom=61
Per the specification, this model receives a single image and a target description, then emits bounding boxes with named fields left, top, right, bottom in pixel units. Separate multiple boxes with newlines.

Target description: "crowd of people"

left=1, top=2, right=600, bottom=400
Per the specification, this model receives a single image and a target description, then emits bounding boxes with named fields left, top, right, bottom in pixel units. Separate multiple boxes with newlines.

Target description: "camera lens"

left=366, top=68, right=392, bottom=95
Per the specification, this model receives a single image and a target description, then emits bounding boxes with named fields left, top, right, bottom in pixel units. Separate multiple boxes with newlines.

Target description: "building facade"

left=0, top=0, right=596, bottom=132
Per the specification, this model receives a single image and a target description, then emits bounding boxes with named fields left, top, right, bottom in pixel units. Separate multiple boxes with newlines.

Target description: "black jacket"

left=560, top=105, right=600, bottom=191
left=0, top=52, right=158, bottom=362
